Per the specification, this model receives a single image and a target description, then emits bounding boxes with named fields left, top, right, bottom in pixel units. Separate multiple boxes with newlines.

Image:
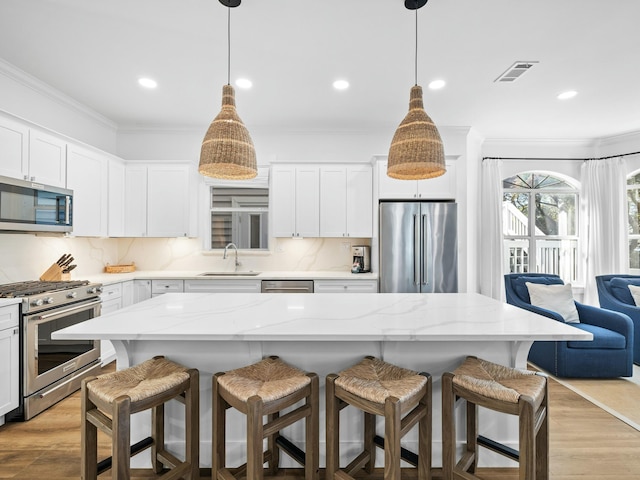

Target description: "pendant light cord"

left=227, top=6, right=231, bottom=85
left=414, top=7, right=418, bottom=86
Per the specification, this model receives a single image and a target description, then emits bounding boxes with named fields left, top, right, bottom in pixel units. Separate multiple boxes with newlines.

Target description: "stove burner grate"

left=0, top=280, right=90, bottom=298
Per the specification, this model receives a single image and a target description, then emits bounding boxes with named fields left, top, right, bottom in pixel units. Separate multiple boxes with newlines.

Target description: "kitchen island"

left=54, top=292, right=591, bottom=469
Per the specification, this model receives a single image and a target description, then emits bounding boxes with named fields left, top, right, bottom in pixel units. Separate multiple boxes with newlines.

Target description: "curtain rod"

left=483, top=150, right=640, bottom=162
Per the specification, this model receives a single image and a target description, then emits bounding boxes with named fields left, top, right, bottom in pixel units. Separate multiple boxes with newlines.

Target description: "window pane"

left=628, top=188, right=640, bottom=235
left=536, top=239, right=578, bottom=282
left=628, top=172, right=640, bottom=186
left=503, top=173, right=533, bottom=189
left=630, top=239, right=640, bottom=269
left=503, top=193, right=529, bottom=235
left=504, top=239, right=530, bottom=274
left=534, top=193, right=577, bottom=235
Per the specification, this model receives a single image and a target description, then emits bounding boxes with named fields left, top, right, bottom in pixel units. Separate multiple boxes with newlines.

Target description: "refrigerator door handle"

left=414, top=214, right=420, bottom=285
left=421, top=214, right=428, bottom=285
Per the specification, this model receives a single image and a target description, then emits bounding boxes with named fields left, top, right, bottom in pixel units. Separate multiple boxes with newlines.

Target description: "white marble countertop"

left=85, top=270, right=378, bottom=285
left=0, top=298, right=21, bottom=307
left=54, top=292, right=592, bottom=343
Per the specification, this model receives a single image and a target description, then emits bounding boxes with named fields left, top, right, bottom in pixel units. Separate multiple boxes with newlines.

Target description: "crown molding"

left=0, top=58, right=117, bottom=131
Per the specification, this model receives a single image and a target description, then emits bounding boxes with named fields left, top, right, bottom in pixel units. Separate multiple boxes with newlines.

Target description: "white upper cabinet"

left=66, top=145, right=109, bottom=237
left=378, top=160, right=456, bottom=200
left=320, top=165, right=372, bottom=238
left=0, top=116, right=28, bottom=179
left=271, top=165, right=320, bottom=237
left=107, top=158, right=126, bottom=237
left=28, top=128, right=67, bottom=187
left=124, top=163, right=194, bottom=238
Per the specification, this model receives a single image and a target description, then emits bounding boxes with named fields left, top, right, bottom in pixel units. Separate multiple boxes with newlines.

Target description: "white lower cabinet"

left=99, top=283, right=124, bottom=365
left=314, top=279, right=378, bottom=293
left=133, top=280, right=152, bottom=303
left=151, top=279, right=184, bottom=297
left=0, top=304, right=19, bottom=424
left=184, top=279, right=261, bottom=293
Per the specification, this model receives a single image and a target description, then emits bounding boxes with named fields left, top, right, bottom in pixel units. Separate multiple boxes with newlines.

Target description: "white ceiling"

left=1, top=0, right=639, bottom=140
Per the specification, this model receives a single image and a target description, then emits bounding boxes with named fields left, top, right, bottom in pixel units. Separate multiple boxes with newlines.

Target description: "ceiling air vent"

left=495, top=61, right=539, bottom=83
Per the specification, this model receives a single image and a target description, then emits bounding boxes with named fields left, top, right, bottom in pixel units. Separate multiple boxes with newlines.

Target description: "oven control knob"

left=67, top=291, right=77, bottom=299
left=31, top=299, right=44, bottom=307
left=87, top=287, right=97, bottom=294
left=45, top=297, right=54, bottom=304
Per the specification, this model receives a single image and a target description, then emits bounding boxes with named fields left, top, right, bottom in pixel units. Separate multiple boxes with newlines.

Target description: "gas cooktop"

left=0, top=280, right=91, bottom=298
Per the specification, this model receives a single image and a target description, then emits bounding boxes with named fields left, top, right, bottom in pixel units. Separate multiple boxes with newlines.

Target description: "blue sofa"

left=505, top=273, right=634, bottom=378
left=596, top=274, right=640, bottom=365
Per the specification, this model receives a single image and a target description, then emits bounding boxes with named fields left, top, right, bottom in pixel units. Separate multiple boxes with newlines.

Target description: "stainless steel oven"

left=0, top=280, right=102, bottom=420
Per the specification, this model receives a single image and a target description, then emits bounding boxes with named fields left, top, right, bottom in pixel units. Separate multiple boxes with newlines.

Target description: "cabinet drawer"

left=184, top=279, right=261, bottom=293
left=0, top=304, right=19, bottom=331
left=314, top=280, right=378, bottom=293
left=100, top=283, right=122, bottom=300
left=151, top=279, right=184, bottom=294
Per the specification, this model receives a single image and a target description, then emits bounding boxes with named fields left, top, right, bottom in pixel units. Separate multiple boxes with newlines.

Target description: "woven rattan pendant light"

left=387, top=0, right=445, bottom=180
left=199, top=0, right=257, bottom=180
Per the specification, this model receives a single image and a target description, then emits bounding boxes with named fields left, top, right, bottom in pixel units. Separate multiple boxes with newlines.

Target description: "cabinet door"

left=132, top=280, right=152, bottom=303
left=124, top=166, right=148, bottom=237
left=0, top=326, right=19, bottom=417
left=28, top=129, right=67, bottom=187
left=320, top=166, right=347, bottom=237
left=377, top=161, right=418, bottom=199
left=271, top=166, right=296, bottom=237
left=108, top=159, right=126, bottom=237
left=0, top=116, right=28, bottom=179
left=121, top=281, right=134, bottom=307
left=295, top=166, right=320, bottom=237
left=147, top=165, right=191, bottom=237
left=66, top=145, right=109, bottom=237
left=346, top=166, right=373, bottom=237
left=416, top=162, right=456, bottom=200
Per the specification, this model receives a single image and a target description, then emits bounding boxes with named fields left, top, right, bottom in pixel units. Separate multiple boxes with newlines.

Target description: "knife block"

left=40, top=263, right=71, bottom=281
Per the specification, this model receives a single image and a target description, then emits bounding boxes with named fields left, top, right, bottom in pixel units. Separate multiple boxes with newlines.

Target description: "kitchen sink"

left=198, top=272, right=261, bottom=276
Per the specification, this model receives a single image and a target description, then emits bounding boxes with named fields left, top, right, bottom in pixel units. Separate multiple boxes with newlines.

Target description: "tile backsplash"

left=0, top=233, right=368, bottom=282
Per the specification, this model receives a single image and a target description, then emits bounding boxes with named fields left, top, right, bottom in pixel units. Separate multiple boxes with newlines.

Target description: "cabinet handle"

left=13, top=328, right=18, bottom=335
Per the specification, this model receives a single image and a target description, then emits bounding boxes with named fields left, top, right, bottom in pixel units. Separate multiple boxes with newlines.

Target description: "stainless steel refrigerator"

left=379, top=201, right=457, bottom=293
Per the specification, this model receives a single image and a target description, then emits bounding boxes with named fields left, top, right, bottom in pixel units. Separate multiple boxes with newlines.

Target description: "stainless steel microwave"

left=0, top=175, right=73, bottom=233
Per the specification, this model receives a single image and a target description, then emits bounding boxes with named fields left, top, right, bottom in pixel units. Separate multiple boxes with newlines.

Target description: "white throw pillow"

left=628, top=284, right=640, bottom=306
left=525, top=282, right=580, bottom=323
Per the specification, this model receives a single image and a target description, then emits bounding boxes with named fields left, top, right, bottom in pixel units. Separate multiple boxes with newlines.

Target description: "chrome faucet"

left=223, top=242, right=241, bottom=271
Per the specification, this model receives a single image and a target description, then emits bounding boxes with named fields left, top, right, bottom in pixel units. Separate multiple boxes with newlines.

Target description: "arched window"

left=627, top=171, right=640, bottom=269
left=502, top=172, right=579, bottom=282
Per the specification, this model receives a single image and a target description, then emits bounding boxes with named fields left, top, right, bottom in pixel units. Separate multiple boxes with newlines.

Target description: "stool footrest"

left=96, top=436, right=154, bottom=475
left=275, top=435, right=305, bottom=465
left=477, top=435, right=519, bottom=462
left=373, top=435, right=419, bottom=466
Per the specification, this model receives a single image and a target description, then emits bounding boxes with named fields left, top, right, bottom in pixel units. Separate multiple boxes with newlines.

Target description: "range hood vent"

left=495, top=61, right=539, bottom=82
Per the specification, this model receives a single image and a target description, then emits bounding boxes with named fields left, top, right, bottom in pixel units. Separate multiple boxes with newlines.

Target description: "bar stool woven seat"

left=442, top=356, right=548, bottom=480
left=213, top=356, right=319, bottom=480
left=326, top=356, right=432, bottom=480
left=81, top=355, right=199, bottom=480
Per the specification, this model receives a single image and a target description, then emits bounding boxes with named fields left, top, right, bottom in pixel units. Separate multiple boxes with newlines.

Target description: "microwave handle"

left=64, top=195, right=71, bottom=225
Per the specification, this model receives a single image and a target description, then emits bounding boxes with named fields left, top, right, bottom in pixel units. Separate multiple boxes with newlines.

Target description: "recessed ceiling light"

left=428, top=79, right=446, bottom=90
left=333, top=79, right=349, bottom=90
left=236, top=78, right=252, bottom=89
left=138, top=77, right=157, bottom=89
left=557, top=90, right=577, bottom=100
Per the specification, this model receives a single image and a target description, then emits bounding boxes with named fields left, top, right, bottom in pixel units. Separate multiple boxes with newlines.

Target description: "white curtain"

left=580, top=157, right=628, bottom=305
left=480, top=158, right=505, bottom=300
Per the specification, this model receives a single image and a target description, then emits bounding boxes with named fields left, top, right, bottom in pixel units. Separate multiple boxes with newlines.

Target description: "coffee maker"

left=351, top=245, right=371, bottom=273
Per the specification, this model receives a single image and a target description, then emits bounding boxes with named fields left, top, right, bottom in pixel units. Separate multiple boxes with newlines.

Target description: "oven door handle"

left=35, top=299, right=102, bottom=321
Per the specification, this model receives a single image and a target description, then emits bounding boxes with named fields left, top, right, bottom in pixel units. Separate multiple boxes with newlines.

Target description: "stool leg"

left=212, top=373, right=227, bottom=480
left=364, top=411, right=376, bottom=474
left=466, top=400, right=478, bottom=474
left=247, top=395, right=264, bottom=480
left=441, top=373, right=455, bottom=480
left=81, top=378, right=98, bottom=480
left=418, top=376, right=432, bottom=480
left=384, top=396, right=401, bottom=480
left=186, top=369, right=200, bottom=480
left=152, top=403, right=164, bottom=473
left=112, top=396, right=131, bottom=480
left=536, top=389, right=549, bottom=480
left=305, top=373, right=320, bottom=480
left=267, top=412, right=281, bottom=475
left=519, top=397, right=535, bottom=480
left=325, top=374, right=339, bottom=480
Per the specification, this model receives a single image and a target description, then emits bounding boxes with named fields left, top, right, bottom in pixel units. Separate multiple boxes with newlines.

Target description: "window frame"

left=627, top=169, right=640, bottom=272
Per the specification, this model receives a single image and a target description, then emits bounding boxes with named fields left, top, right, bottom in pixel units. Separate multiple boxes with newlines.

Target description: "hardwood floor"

left=1, top=364, right=640, bottom=479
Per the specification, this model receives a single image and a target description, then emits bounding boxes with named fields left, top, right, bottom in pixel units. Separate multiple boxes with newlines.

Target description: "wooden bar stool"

left=326, top=356, right=432, bottom=480
left=212, top=355, right=319, bottom=480
left=81, top=356, right=199, bottom=480
left=442, top=356, right=549, bottom=480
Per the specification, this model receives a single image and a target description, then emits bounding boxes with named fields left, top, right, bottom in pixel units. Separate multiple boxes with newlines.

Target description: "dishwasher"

left=261, top=280, right=314, bottom=293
